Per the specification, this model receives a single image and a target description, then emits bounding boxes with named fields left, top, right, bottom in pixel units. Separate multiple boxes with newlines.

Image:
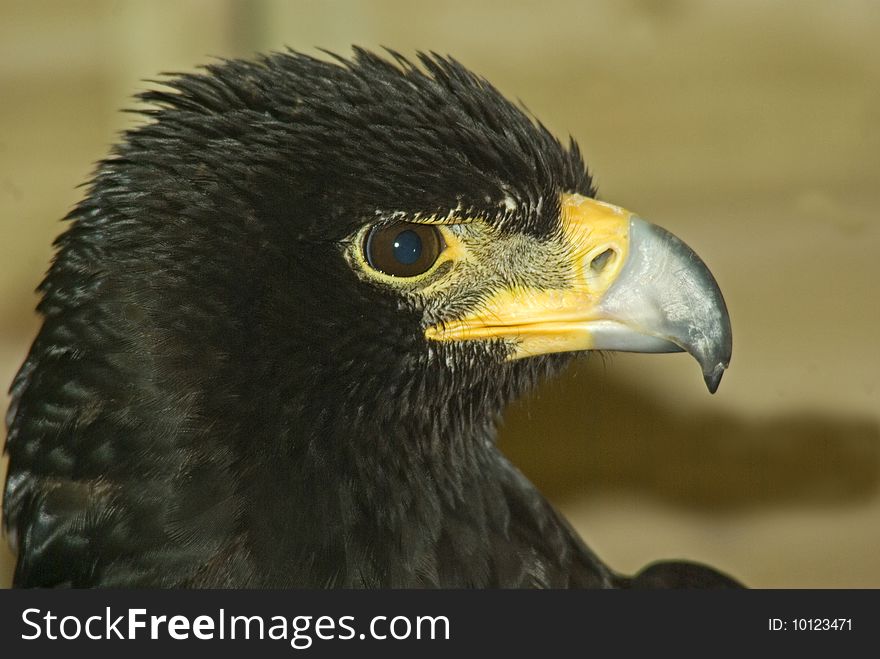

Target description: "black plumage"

left=3, top=49, right=738, bottom=588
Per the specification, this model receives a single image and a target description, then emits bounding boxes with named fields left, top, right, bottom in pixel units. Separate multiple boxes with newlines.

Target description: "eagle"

left=3, top=49, right=734, bottom=588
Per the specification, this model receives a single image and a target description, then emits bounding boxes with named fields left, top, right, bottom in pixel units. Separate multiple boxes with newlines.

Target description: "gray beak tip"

left=703, top=364, right=727, bottom=394
left=610, top=217, right=733, bottom=395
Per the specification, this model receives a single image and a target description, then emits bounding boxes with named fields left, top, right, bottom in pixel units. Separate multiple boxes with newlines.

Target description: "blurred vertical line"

left=230, top=0, right=270, bottom=54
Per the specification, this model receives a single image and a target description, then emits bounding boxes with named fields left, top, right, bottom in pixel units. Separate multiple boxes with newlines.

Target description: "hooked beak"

left=425, top=194, right=732, bottom=393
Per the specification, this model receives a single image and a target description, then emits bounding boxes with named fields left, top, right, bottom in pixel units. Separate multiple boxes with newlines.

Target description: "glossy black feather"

left=3, top=49, right=740, bottom=588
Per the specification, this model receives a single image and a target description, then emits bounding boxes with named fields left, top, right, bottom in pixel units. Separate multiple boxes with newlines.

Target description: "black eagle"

left=3, top=49, right=734, bottom=588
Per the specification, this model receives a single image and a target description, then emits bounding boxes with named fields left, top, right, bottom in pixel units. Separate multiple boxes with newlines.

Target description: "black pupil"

left=393, top=230, right=422, bottom=265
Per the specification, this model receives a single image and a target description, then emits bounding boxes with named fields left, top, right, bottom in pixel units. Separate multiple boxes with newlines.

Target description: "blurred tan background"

left=1, top=0, right=878, bottom=587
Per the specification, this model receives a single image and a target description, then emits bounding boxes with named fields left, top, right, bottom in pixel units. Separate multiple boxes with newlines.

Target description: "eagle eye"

left=364, top=222, right=444, bottom=277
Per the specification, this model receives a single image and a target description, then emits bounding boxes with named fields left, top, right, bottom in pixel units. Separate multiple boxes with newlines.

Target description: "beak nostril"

left=590, top=248, right=616, bottom=274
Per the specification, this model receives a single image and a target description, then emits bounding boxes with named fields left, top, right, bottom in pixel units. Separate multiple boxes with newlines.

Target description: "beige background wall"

left=1, top=0, right=878, bottom=587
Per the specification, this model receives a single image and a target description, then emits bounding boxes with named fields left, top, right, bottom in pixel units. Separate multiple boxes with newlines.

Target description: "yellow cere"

left=559, top=193, right=632, bottom=295
left=425, top=193, right=635, bottom=359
